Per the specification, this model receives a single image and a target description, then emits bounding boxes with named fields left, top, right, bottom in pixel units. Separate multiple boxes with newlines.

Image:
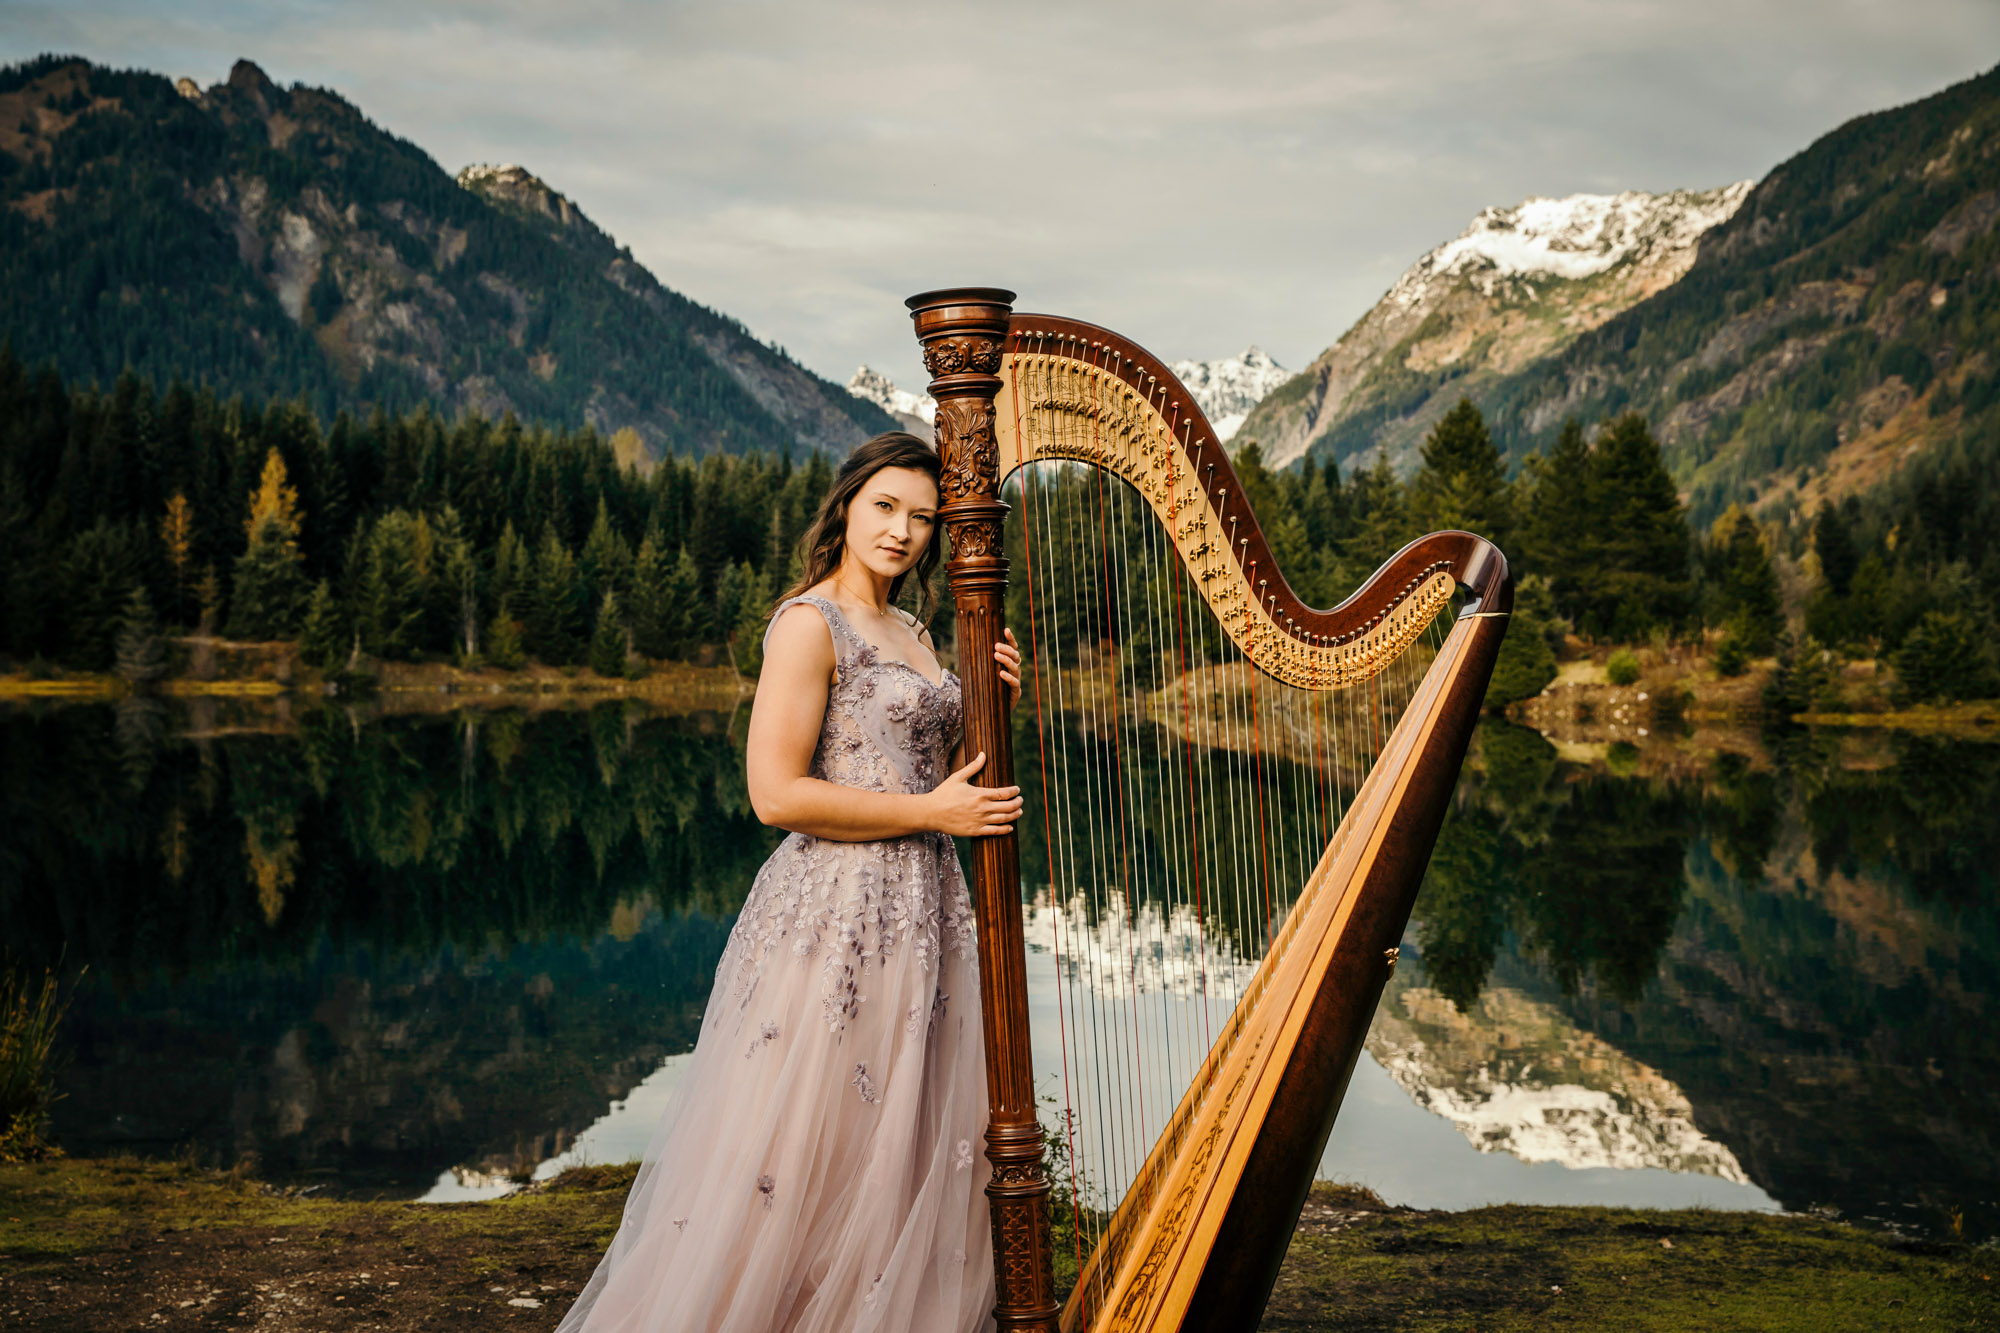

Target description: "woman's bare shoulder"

left=764, top=599, right=836, bottom=663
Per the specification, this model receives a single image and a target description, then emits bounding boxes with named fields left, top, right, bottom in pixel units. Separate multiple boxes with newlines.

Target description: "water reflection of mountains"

left=3, top=702, right=1995, bottom=1235
left=1419, top=723, right=2000, bottom=1237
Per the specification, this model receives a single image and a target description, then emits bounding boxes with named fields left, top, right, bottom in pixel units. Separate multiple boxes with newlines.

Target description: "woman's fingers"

left=948, top=750, right=987, bottom=784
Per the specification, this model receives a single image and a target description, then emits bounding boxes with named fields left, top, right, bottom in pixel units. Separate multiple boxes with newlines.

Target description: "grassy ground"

left=1514, top=646, right=1999, bottom=747
left=2, top=1161, right=1991, bottom=1331
left=1270, top=1185, right=1997, bottom=1331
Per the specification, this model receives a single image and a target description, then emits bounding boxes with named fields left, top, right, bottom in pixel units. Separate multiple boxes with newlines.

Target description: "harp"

left=909, top=288, right=1511, bottom=1332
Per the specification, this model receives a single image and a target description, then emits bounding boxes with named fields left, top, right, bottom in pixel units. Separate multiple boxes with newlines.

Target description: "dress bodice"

left=768, top=595, right=963, bottom=796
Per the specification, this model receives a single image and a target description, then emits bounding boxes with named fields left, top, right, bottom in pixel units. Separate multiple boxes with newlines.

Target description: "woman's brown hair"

left=773, top=432, right=944, bottom=622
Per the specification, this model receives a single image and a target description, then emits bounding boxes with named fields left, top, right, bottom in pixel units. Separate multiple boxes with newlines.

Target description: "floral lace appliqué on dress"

left=556, top=595, right=993, bottom=1333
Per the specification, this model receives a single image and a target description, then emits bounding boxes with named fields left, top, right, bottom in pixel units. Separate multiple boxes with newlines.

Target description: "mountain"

left=1167, top=346, right=1292, bottom=442
left=1484, top=63, right=2000, bottom=524
left=0, top=55, right=895, bottom=460
left=1242, top=63, right=2000, bottom=528
left=1238, top=184, right=1750, bottom=472
left=846, top=364, right=935, bottom=440
left=845, top=349, right=1293, bottom=446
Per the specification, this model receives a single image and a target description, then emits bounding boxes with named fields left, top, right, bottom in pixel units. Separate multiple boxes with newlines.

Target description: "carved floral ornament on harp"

left=921, top=334, right=1006, bottom=378
left=999, top=346, right=1458, bottom=691
left=934, top=396, right=999, bottom=507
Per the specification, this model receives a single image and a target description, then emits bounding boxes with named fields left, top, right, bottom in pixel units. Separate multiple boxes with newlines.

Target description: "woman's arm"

left=747, top=603, right=1021, bottom=841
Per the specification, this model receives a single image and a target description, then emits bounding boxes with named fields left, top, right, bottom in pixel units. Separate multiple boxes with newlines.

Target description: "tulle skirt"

left=556, top=829, right=994, bottom=1333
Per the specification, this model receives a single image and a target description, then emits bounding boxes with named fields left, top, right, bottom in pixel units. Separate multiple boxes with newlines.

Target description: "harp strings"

left=1004, top=338, right=1446, bottom=1320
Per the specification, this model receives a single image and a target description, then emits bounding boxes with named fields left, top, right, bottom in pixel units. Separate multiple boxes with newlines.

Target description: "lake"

left=3, top=696, right=1994, bottom=1239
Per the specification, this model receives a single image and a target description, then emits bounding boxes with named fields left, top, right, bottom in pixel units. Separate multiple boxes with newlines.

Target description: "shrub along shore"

left=0, top=1157, right=1992, bottom=1332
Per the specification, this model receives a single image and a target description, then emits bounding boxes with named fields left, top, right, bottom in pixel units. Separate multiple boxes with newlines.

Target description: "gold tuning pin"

left=1384, top=947, right=1400, bottom=971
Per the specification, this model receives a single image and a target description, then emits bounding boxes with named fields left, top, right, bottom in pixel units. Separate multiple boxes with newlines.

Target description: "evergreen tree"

left=356, top=511, right=425, bottom=659
left=731, top=565, right=774, bottom=676
left=1893, top=610, right=1997, bottom=703
left=1711, top=508, right=1781, bottom=654
left=579, top=497, right=633, bottom=610
left=1814, top=499, right=1860, bottom=596
left=113, top=584, right=165, bottom=683
left=1582, top=413, right=1690, bottom=637
left=490, top=520, right=527, bottom=617
left=1517, top=418, right=1595, bottom=623
left=195, top=564, right=222, bottom=634
left=628, top=529, right=674, bottom=660
left=523, top=523, right=584, bottom=663
left=160, top=492, right=194, bottom=627
left=715, top=560, right=750, bottom=657
left=764, top=505, right=795, bottom=581
left=1231, top=440, right=1291, bottom=528
left=1714, top=632, right=1750, bottom=677
left=1343, top=452, right=1411, bottom=588
left=432, top=506, right=479, bottom=660
left=1483, top=574, right=1562, bottom=708
left=227, top=449, right=310, bottom=639
left=1296, top=455, right=1347, bottom=554
left=663, top=545, right=703, bottom=659
left=1410, top=398, right=1511, bottom=545
left=589, top=590, right=629, bottom=677
left=1763, top=631, right=1834, bottom=717
left=486, top=598, right=527, bottom=670
left=60, top=519, right=147, bottom=668
left=298, top=579, right=343, bottom=669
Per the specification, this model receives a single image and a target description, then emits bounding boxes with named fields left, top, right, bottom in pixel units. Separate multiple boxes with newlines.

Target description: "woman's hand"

left=995, top=628, right=1024, bottom=711
left=925, top=751, right=1023, bottom=837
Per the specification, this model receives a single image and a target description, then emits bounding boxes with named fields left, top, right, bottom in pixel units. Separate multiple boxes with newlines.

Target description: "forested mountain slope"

left=1484, top=62, right=2000, bottom=526
left=1239, top=185, right=1749, bottom=475
left=1238, top=64, right=2000, bottom=532
left=0, top=55, right=893, bottom=459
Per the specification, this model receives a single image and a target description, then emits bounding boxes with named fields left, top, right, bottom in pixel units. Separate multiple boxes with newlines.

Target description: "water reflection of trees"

left=1, top=702, right=776, bottom=1191
left=1412, top=721, right=2000, bottom=1237
left=0, top=702, right=779, bottom=985
left=1412, top=722, right=1693, bottom=1008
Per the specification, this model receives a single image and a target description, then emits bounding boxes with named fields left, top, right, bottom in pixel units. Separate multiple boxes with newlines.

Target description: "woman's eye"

left=876, top=500, right=892, bottom=511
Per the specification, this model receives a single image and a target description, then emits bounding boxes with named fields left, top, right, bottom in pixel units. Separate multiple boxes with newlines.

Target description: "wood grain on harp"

left=909, top=287, right=1511, bottom=1333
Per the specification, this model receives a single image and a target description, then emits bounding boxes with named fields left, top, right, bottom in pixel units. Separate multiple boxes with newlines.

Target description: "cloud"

left=3, top=0, right=1996, bottom=390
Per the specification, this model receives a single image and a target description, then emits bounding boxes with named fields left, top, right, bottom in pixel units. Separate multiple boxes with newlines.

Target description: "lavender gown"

left=557, top=595, right=995, bottom=1333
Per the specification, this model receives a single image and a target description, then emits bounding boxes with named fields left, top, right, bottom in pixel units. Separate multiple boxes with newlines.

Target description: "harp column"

left=907, top=287, right=1059, bottom=1333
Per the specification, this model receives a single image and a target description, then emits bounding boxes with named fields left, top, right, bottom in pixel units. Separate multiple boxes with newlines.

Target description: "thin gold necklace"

left=833, top=572, right=889, bottom=622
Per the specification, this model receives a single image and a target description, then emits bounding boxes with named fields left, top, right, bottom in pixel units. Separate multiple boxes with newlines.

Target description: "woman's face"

left=842, top=465, right=939, bottom=583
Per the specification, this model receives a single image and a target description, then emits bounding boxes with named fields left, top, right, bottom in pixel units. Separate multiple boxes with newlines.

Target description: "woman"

left=558, top=432, right=1022, bottom=1333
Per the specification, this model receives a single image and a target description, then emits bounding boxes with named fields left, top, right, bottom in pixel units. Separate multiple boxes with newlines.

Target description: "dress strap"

left=764, top=594, right=871, bottom=673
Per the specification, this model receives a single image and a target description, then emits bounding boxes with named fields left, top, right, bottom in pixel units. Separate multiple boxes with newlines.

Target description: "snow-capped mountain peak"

left=847, top=365, right=935, bottom=428
left=847, top=350, right=1288, bottom=446
left=1167, top=346, right=1293, bottom=443
left=1388, top=183, right=1753, bottom=309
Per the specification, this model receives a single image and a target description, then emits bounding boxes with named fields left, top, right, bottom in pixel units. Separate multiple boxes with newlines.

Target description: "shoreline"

left=1, top=1157, right=1990, bottom=1331
left=0, top=657, right=754, bottom=713
left=7, top=663, right=1994, bottom=742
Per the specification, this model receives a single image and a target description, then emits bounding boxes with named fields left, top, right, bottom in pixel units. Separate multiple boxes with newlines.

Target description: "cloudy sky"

left=4, top=1, right=1997, bottom=390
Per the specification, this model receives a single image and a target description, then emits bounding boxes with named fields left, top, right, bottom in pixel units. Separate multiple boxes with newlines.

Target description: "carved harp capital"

left=909, top=288, right=1017, bottom=570
left=923, top=333, right=1006, bottom=379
